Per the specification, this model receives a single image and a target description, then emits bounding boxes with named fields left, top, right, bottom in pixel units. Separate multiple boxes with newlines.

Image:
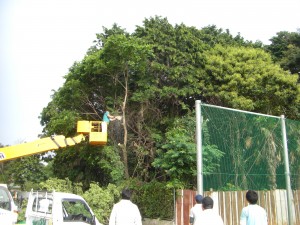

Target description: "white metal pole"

left=201, top=103, right=279, bottom=118
left=281, top=115, right=294, bottom=225
left=195, top=100, right=203, bottom=194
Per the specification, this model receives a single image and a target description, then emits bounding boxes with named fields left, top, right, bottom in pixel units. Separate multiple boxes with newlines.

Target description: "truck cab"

left=0, top=184, right=18, bottom=225
left=26, top=190, right=102, bottom=225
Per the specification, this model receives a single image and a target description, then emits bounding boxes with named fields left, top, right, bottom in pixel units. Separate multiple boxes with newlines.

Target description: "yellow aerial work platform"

left=0, top=121, right=108, bottom=162
left=77, top=121, right=108, bottom=145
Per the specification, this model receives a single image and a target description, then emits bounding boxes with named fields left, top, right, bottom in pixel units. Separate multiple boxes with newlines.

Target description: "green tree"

left=39, top=177, right=82, bottom=194
left=279, top=44, right=300, bottom=75
left=133, top=16, right=259, bottom=115
left=266, top=30, right=300, bottom=74
left=202, top=44, right=300, bottom=118
left=4, top=156, right=48, bottom=190
left=83, top=183, right=119, bottom=224
left=49, top=144, right=124, bottom=190
left=134, top=16, right=207, bottom=113
left=199, top=25, right=262, bottom=48
left=152, top=114, right=223, bottom=188
left=38, top=18, right=300, bottom=190
left=98, top=34, right=153, bottom=178
left=39, top=33, right=127, bottom=186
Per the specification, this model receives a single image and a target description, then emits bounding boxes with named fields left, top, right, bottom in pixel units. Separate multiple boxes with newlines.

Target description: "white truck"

left=0, top=184, right=18, bottom=225
left=0, top=121, right=108, bottom=225
left=25, top=190, right=102, bottom=225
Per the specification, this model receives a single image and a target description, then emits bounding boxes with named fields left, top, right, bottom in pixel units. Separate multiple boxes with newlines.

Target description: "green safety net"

left=201, top=104, right=300, bottom=191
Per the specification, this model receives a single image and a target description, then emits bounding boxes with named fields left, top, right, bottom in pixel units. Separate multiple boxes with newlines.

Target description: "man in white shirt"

left=194, top=196, right=224, bottom=225
left=240, top=190, right=268, bottom=225
left=190, top=194, right=203, bottom=224
left=109, top=189, right=142, bottom=225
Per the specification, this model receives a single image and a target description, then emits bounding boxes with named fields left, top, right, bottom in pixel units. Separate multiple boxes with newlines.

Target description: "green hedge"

left=121, top=179, right=174, bottom=219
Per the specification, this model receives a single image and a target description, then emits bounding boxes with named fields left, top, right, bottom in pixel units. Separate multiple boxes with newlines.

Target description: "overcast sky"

left=0, top=0, right=299, bottom=146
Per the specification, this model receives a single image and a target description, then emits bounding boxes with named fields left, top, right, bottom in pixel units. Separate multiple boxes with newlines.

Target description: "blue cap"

left=195, top=194, right=203, bottom=203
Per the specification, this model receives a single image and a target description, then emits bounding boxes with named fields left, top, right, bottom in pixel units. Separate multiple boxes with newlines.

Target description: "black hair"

left=202, top=196, right=214, bottom=209
left=246, top=190, right=258, bottom=204
left=121, top=189, right=132, bottom=200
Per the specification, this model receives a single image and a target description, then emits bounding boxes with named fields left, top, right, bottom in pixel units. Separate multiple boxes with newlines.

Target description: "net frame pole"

left=281, top=115, right=294, bottom=225
left=195, top=100, right=203, bottom=194
left=201, top=103, right=279, bottom=118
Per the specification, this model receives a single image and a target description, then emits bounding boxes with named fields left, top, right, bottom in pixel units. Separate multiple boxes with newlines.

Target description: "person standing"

left=189, top=194, right=203, bottom=224
left=109, top=189, right=142, bottom=225
left=102, top=110, right=116, bottom=133
left=240, top=190, right=268, bottom=225
left=194, top=196, right=224, bottom=225
left=103, top=111, right=116, bottom=123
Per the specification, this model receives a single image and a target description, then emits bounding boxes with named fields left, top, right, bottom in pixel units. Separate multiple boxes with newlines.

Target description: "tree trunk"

left=121, top=69, right=129, bottom=179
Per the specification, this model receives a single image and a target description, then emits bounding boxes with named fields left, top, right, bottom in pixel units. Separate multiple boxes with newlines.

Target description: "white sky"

left=0, top=0, right=299, bottom=146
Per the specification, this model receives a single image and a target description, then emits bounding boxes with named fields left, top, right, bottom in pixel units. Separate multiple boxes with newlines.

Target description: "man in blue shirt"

left=103, top=111, right=116, bottom=123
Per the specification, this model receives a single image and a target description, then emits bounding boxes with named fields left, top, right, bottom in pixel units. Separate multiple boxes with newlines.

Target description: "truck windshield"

left=62, top=199, right=93, bottom=224
left=0, top=186, right=12, bottom=211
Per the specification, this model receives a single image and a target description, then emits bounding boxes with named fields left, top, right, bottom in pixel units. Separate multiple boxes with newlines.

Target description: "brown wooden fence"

left=176, top=189, right=300, bottom=225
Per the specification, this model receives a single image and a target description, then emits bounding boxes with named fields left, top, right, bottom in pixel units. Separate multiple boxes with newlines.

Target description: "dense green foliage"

left=202, top=44, right=300, bottom=117
left=1, top=16, right=300, bottom=221
left=131, top=180, right=174, bottom=219
left=36, top=17, right=298, bottom=189
left=152, top=114, right=224, bottom=188
left=0, top=155, right=49, bottom=190
left=82, top=183, right=120, bottom=224
left=266, top=30, right=300, bottom=74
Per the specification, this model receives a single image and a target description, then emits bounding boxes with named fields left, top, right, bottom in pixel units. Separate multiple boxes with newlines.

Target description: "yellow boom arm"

left=0, top=121, right=108, bottom=162
left=0, top=134, right=85, bottom=162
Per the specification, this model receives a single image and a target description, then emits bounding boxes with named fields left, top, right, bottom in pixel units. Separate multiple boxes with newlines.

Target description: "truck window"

left=0, top=187, right=12, bottom=210
left=32, top=197, right=53, bottom=213
left=0, top=185, right=18, bottom=225
left=62, top=199, right=93, bottom=223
